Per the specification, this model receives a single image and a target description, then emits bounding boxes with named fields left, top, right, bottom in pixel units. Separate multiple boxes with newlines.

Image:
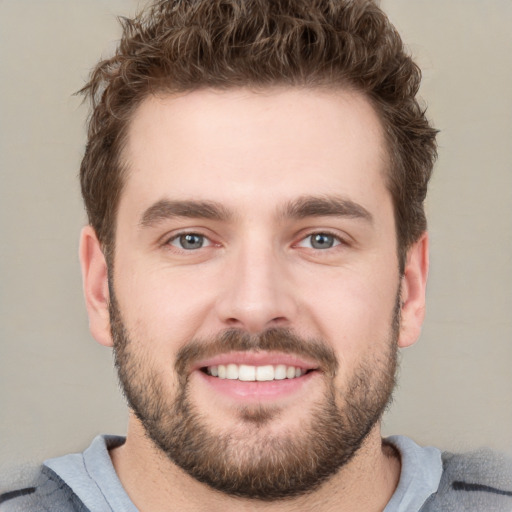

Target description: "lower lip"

left=195, top=370, right=317, bottom=402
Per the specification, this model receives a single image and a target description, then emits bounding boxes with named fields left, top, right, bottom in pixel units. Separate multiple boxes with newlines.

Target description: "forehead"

left=120, top=87, right=390, bottom=219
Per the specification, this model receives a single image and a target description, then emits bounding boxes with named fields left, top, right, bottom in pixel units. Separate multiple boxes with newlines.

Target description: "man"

left=1, top=0, right=510, bottom=510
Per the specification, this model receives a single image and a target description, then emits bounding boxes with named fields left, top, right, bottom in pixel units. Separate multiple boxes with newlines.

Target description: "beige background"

left=1, top=0, right=511, bottom=478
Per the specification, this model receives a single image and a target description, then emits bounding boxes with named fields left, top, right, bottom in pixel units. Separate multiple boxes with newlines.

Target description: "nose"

left=215, top=239, right=298, bottom=333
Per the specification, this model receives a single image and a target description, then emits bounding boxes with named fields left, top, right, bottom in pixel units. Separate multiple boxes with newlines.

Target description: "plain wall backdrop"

left=1, top=0, right=511, bottom=479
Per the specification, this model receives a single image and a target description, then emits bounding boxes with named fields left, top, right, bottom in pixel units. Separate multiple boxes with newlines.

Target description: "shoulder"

left=421, top=449, right=512, bottom=512
left=0, top=466, right=87, bottom=512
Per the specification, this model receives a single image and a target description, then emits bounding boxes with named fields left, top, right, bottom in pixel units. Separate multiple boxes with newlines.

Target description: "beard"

left=109, top=288, right=399, bottom=501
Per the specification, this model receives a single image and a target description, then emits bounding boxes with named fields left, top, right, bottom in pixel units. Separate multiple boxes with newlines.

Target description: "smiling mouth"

left=202, top=364, right=313, bottom=382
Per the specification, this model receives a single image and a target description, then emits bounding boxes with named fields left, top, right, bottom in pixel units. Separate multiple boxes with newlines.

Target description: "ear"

left=79, top=225, right=113, bottom=347
left=398, top=232, right=429, bottom=348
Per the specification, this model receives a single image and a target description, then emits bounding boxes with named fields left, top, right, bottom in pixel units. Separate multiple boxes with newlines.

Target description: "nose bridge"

left=216, top=232, right=296, bottom=332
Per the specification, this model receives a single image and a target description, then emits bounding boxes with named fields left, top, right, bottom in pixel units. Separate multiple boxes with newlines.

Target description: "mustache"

left=175, top=328, right=338, bottom=378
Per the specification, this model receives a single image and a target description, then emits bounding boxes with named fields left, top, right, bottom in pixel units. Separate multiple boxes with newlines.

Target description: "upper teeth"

left=207, top=364, right=305, bottom=381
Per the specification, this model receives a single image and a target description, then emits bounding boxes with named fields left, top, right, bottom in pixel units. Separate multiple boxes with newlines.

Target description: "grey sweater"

left=1, top=444, right=511, bottom=511
left=421, top=450, right=512, bottom=511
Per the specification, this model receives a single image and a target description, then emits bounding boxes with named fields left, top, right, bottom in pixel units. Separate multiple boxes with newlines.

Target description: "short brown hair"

left=80, top=0, right=437, bottom=268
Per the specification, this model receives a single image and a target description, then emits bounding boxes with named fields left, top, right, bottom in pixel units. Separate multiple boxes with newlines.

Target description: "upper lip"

left=191, top=351, right=320, bottom=372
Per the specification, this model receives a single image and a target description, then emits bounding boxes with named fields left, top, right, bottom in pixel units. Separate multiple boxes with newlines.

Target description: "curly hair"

left=79, top=0, right=437, bottom=268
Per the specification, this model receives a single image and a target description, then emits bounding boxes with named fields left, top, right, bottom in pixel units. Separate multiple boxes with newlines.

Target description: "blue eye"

left=310, top=233, right=336, bottom=249
left=170, top=233, right=208, bottom=250
left=298, top=233, right=340, bottom=249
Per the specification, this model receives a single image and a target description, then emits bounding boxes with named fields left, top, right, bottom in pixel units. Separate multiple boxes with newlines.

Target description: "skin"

left=80, top=87, right=428, bottom=511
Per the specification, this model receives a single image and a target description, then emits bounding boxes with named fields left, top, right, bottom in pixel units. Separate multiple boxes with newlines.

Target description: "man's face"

left=107, top=88, right=406, bottom=498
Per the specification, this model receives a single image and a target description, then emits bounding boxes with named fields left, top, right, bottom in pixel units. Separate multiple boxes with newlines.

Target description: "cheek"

left=114, top=262, right=220, bottom=348
left=300, top=266, right=399, bottom=355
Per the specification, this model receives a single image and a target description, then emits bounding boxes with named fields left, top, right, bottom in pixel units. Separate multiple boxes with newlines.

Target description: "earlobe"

left=79, top=226, right=113, bottom=347
left=398, top=232, right=429, bottom=348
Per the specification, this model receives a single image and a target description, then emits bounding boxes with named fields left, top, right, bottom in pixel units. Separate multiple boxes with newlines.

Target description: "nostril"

left=225, top=317, right=242, bottom=326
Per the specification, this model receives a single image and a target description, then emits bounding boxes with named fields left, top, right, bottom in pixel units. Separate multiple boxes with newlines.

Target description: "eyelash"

left=164, top=230, right=347, bottom=253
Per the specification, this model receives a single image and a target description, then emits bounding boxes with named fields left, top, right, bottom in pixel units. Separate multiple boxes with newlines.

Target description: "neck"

left=110, top=415, right=401, bottom=512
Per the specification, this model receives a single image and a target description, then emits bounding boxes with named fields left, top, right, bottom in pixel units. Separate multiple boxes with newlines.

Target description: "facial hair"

left=109, top=289, right=399, bottom=501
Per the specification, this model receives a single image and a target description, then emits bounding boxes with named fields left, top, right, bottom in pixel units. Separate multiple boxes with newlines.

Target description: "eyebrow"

left=279, top=195, right=373, bottom=223
left=139, top=194, right=373, bottom=228
left=140, top=199, right=232, bottom=227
